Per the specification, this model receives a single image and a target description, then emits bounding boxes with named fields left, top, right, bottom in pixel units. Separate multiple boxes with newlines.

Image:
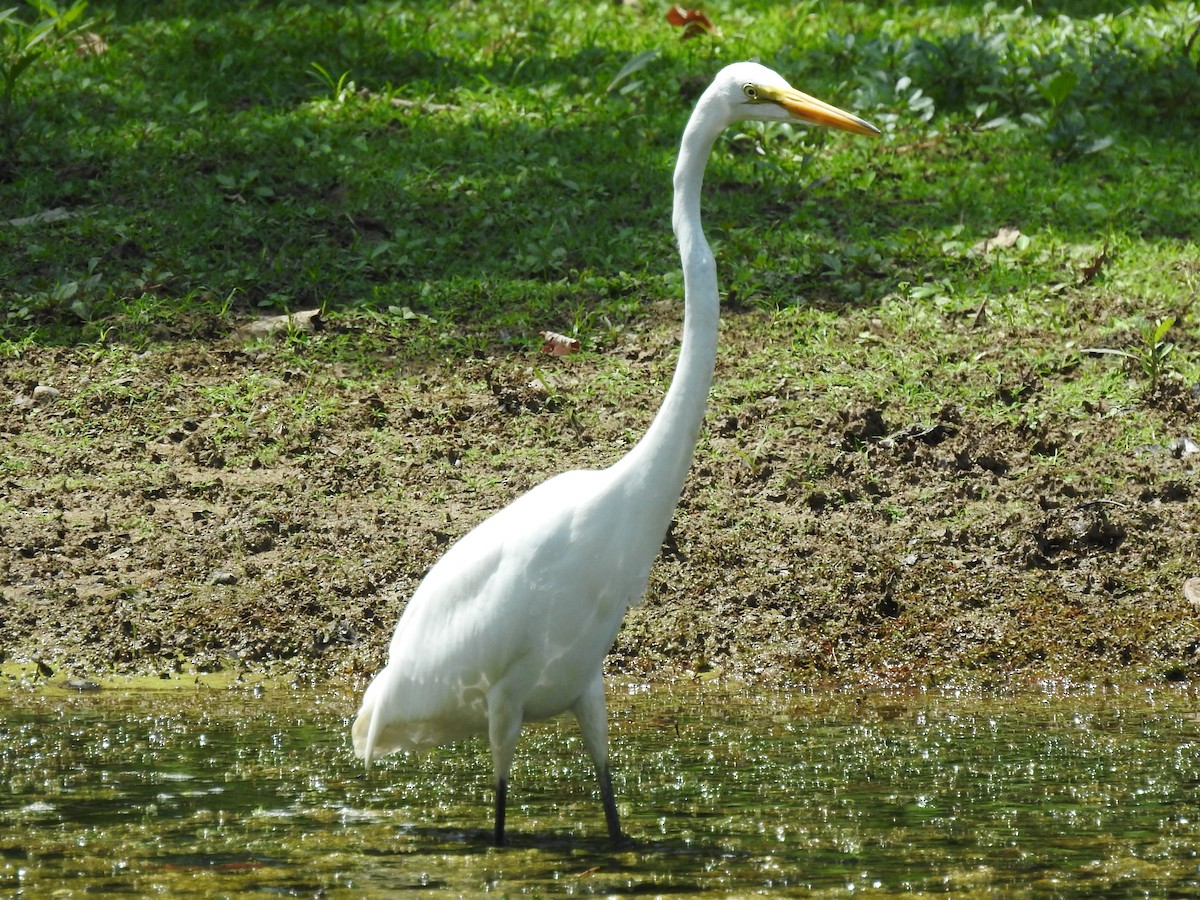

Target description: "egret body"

left=351, top=62, right=879, bottom=845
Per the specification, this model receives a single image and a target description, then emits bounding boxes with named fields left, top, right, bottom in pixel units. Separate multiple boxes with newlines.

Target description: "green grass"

left=2, top=0, right=1198, bottom=397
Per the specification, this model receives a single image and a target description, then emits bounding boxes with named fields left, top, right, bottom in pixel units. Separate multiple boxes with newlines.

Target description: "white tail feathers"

left=351, top=700, right=378, bottom=771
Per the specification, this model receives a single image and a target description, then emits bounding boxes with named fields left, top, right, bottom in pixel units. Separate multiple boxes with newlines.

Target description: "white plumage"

left=352, top=61, right=879, bottom=845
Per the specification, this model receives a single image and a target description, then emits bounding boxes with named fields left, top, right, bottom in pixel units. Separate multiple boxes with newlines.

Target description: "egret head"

left=709, top=61, right=880, bottom=137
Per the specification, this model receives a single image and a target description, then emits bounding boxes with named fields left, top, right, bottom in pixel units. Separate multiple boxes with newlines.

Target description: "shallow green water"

left=2, top=680, right=1198, bottom=897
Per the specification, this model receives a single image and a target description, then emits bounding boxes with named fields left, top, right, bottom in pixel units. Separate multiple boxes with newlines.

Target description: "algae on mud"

left=1, top=316, right=1198, bottom=687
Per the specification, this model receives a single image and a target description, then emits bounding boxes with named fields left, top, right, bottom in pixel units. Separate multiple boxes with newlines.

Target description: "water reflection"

left=1, top=680, right=1198, bottom=896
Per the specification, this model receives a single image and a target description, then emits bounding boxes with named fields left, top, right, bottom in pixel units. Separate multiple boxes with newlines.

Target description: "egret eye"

left=742, top=83, right=759, bottom=101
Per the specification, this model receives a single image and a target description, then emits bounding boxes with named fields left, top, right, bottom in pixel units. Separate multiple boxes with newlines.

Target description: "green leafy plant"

left=309, top=61, right=354, bottom=102
left=1083, top=317, right=1178, bottom=391
left=0, top=0, right=89, bottom=153
left=606, top=49, right=661, bottom=95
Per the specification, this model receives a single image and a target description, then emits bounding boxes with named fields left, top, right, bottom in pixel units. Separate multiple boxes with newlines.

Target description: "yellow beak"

left=759, top=85, right=881, bottom=137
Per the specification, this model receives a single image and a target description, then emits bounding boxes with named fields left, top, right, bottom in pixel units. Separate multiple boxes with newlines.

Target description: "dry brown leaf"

left=539, top=331, right=581, bottom=356
left=390, top=96, right=459, bottom=113
left=970, top=226, right=1022, bottom=255
left=234, top=309, right=323, bottom=341
left=1079, top=243, right=1109, bottom=285
left=665, top=5, right=719, bottom=39
left=75, top=32, right=108, bottom=57
left=7, top=207, right=73, bottom=227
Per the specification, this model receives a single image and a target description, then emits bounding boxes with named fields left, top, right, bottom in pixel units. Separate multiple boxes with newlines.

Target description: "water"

left=2, top=679, right=1198, bottom=897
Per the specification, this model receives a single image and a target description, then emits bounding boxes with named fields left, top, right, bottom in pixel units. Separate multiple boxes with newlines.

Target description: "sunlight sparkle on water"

left=1, top=682, right=1198, bottom=897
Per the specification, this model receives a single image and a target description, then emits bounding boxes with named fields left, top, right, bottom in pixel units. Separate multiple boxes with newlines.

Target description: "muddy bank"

left=3, top=312, right=1199, bottom=688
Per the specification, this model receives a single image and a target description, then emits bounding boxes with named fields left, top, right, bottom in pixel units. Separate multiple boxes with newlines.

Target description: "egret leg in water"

left=350, top=62, right=879, bottom=845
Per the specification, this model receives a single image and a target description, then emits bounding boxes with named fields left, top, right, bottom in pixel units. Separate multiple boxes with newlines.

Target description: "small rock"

left=1170, top=436, right=1199, bottom=459
left=66, top=678, right=102, bottom=692
left=1184, top=577, right=1200, bottom=606
left=32, top=384, right=60, bottom=404
left=209, top=570, right=239, bottom=586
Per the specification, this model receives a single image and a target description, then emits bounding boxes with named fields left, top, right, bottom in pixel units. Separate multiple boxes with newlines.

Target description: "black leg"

left=494, top=777, right=507, bottom=846
left=599, top=765, right=623, bottom=846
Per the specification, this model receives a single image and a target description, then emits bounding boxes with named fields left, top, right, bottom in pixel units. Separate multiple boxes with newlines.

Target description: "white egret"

left=351, top=61, right=879, bottom=845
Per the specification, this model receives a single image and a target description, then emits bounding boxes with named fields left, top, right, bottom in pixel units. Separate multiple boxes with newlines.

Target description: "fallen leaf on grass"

left=234, top=309, right=323, bottom=341
left=666, top=5, right=720, bottom=38
left=389, top=96, right=459, bottom=113
left=539, top=331, right=581, bottom=356
left=7, top=207, right=73, bottom=227
left=970, top=227, right=1022, bottom=255
left=75, top=32, right=108, bottom=57
left=1079, top=243, right=1109, bottom=285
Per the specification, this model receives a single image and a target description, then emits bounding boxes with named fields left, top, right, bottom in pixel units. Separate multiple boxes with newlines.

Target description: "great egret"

left=352, top=61, right=879, bottom=845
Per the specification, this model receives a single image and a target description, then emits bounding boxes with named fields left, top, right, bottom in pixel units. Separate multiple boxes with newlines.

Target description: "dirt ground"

left=3, top=307, right=1199, bottom=689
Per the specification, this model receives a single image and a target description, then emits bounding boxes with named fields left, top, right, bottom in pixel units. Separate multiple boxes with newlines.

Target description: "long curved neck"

left=610, top=95, right=726, bottom=527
